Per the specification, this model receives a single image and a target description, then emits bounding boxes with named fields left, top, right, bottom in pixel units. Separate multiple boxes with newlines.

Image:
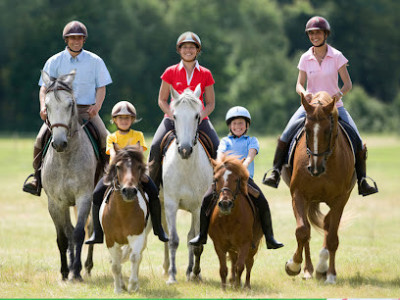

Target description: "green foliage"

left=0, top=0, right=398, bottom=135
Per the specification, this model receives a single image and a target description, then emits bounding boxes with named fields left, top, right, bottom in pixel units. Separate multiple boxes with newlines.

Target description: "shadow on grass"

left=338, top=272, right=400, bottom=288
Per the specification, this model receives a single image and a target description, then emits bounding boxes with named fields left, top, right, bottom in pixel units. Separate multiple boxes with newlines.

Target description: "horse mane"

left=214, top=153, right=249, bottom=194
left=104, top=146, right=146, bottom=185
left=171, top=88, right=202, bottom=112
left=311, top=91, right=338, bottom=121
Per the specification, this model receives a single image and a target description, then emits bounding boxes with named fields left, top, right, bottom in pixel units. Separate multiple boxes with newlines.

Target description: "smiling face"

left=178, top=42, right=200, bottom=62
left=66, top=35, right=85, bottom=54
left=114, top=115, right=134, bottom=131
left=229, top=118, right=248, bottom=137
left=307, top=30, right=327, bottom=47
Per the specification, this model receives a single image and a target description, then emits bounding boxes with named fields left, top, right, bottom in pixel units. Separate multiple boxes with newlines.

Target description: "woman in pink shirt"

left=148, top=32, right=219, bottom=188
left=263, top=16, right=378, bottom=197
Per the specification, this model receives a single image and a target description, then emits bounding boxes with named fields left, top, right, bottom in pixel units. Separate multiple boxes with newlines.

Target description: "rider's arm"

left=296, top=70, right=313, bottom=102
left=88, top=86, right=106, bottom=118
left=158, top=80, right=174, bottom=119
left=333, top=64, right=352, bottom=101
left=243, top=148, right=257, bottom=169
left=39, top=86, right=47, bottom=121
left=200, top=84, right=215, bottom=121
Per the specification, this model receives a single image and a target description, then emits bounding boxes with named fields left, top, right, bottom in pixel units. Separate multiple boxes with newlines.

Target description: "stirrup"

left=359, top=176, right=378, bottom=196
left=22, top=174, right=41, bottom=196
left=262, top=168, right=280, bottom=188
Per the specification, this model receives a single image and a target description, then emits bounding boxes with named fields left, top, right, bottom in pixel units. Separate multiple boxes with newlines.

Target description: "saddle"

left=286, top=118, right=360, bottom=168
left=160, top=129, right=214, bottom=162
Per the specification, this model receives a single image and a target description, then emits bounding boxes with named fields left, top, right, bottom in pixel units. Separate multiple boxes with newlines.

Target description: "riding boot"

left=85, top=204, right=103, bottom=244
left=252, top=196, right=284, bottom=249
left=145, top=180, right=169, bottom=242
left=189, top=192, right=214, bottom=246
left=22, top=147, right=43, bottom=196
left=355, top=145, right=378, bottom=197
left=262, top=139, right=288, bottom=188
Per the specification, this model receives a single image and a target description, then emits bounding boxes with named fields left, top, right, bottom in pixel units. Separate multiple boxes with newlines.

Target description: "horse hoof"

left=189, top=272, right=202, bottom=282
left=316, top=271, right=327, bottom=281
left=325, top=274, right=336, bottom=284
left=302, top=270, right=313, bottom=280
left=166, top=278, right=177, bottom=285
left=285, top=260, right=301, bottom=276
left=128, top=282, right=139, bottom=293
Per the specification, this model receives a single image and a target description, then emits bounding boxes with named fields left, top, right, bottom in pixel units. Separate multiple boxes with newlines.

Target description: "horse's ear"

left=211, top=158, right=218, bottom=169
left=41, top=70, right=52, bottom=87
left=58, top=69, right=76, bottom=88
left=104, top=164, right=115, bottom=185
left=194, top=84, right=202, bottom=98
left=301, top=93, right=312, bottom=113
left=170, top=87, right=180, bottom=101
left=323, top=97, right=336, bottom=114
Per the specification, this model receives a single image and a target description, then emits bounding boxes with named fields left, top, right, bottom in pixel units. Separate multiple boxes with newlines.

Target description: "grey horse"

left=41, top=70, right=98, bottom=280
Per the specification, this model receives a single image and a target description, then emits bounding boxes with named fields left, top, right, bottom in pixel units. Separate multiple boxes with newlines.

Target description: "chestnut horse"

left=282, top=92, right=356, bottom=284
left=208, top=154, right=263, bottom=289
left=100, top=145, right=151, bottom=293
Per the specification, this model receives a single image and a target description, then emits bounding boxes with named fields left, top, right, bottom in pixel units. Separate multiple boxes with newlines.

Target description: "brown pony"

left=282, top=92, right=356, bottom=284
left=100, top=144, right=151, bottom=293
left=208, top=154, right=263, bottom=289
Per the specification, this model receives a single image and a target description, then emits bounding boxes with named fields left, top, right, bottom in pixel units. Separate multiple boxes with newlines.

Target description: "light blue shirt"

left=217, top=135, right=259, bottom=179
left=39, top=48, right=112, bottom=105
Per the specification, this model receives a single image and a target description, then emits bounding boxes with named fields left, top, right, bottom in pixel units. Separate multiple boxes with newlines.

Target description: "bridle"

left=213, top=166, right=242, bottom=204
left=174, top=114, right=200, bottom=147
left=305, top=114, right=335, bottom=161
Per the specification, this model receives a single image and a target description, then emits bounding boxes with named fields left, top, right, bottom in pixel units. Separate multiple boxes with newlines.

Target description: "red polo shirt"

left=161, top=60, right=215, bottom=119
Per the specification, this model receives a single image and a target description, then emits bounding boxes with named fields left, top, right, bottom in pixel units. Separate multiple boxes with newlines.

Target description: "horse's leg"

left=229, top=250, right=238, bottom=286
left=303, top=240, right=314, bottom=280
left=84, top=244, right=94, bottom=276
left=316, top=212, right=331, bottom=281
left=109, top=245, right=125, bottom=294
left=324, top=203, right=345, bottom=284
left=186, top=219, right=195, bottom=280
left=215, top=247, right=228, bottom=290
left=189, top=210, right=203, bottom=281
left=163, top=242, right=169, bottom=276
left=48, top=203, right=70, bottom=280
left=235, top=244, right=250, bottom=289
left=244, top=250, right=256, bottom=289
left=285, top=195, right=308, bottom=277
left=127, top=234, right=146, bottom=293
left=71, top=196, right=91, bottom=281
left=164, top=199, right=179, bottom=285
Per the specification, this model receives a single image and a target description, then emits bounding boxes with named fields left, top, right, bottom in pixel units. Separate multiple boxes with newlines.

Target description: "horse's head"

left=301, top=92, right=338, bottom=177
left=42, top=70, right=77, bottom=152
left=105, top=144, right=147, bottom=202
left=171, top=84, right=202, bottom=159
left=212, top=154, right=249, bottom=215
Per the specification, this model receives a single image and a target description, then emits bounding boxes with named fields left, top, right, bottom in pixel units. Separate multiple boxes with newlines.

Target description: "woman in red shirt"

left=148, top=32, right=219, bottom=188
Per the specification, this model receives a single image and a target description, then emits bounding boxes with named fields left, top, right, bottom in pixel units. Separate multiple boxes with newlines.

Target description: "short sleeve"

left=297, top=53, right=308, bottom=72
left=106, top=134, right=117, bottom=155
left=161, top=67, right=174, bottom=85
left=217, top=137, right=229, bottom=154
left=204, top=69, right=215, bottom=87
left=249, top=137, right=260, bottom=154
left=95, top=58, right=112, bottom=88
left=336, top=52, right=348, bottom=71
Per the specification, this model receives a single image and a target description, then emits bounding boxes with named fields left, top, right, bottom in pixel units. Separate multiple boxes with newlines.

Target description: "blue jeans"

left=280, top=106, right=362, bottom=144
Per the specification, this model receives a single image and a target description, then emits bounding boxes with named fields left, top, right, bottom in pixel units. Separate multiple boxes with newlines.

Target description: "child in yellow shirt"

left=85, top=101, right=168, bottom=244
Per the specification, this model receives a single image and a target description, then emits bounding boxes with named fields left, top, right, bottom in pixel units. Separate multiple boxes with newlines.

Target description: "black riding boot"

left=85, top=204, right=103, bottom=244
left=251, top=195, right=284, bottom=249
left=189, top=191, right=213, bottom=246
left=263, top=139, right=288, bottom=188
left=142, top=177, right=169, bottom=242
left=148, top=152, right=162, bottom=189
left=356, top=146, right=378, bottom=197
left=22, top=147, right=42, bottom=196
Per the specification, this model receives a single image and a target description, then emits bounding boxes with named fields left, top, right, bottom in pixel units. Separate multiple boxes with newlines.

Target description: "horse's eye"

left=195, top=113, right=199, bottom=119
left=173, top=114, right=177, bottom=120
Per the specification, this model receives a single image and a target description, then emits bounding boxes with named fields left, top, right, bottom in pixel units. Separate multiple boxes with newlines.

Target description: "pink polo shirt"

left=298, top=45, right=348, bottom=107
left=161, top=60, right=215, bottom=119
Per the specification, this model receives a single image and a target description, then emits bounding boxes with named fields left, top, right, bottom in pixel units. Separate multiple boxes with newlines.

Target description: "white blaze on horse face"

left=313, top=123, right=320, bottom=168
left=223, top=169, right=232, bottom=185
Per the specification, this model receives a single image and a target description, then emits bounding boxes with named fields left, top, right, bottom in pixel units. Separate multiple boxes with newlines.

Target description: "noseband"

left=213, top=168, right=242, bottom=203
left=305, top=114, right=334, bottom=160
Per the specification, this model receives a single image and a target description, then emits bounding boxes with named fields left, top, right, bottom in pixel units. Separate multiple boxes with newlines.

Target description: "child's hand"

left=40, top=107, right=47, bottom=121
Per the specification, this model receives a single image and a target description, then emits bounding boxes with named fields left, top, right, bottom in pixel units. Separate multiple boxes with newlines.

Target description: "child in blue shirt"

left=190, top=106, right=283, bottom=249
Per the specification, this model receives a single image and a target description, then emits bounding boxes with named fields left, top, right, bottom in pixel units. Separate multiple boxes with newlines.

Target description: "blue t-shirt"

left=217, top=135, right=259, bottom=179
left=39, top=48, right=112, bottom=105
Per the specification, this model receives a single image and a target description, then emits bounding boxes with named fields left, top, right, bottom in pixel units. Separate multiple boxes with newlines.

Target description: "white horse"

left=41, top=70, right=98, bottom=280
left=161, top=84, right=213, bottom=284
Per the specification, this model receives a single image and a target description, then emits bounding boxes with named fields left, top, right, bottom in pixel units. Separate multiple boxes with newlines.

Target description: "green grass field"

left=0, top=135, right=399, bottom=298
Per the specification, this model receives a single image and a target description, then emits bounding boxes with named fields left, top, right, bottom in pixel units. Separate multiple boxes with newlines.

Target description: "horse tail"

left=307, top=202, right=325, bottom=233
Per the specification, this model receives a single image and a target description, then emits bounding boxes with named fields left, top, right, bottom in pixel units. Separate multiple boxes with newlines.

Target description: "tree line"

left=1, top=0, right=399, bottom=135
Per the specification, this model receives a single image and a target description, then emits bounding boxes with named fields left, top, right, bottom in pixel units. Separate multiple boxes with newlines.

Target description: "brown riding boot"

left=356, top=145, right=378, bottom=196
left=262, top=139, right=288, bottom=188
left=22, top=147, right=43, bottom=196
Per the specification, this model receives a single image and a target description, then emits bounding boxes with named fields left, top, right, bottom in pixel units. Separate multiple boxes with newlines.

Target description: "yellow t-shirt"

left=106, top=129, right=148, bottom=155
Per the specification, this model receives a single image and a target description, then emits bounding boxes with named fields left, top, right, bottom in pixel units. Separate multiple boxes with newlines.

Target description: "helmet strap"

left=117, top=127, right=131, bottom=133
left=67, top=46, right=83, bottom=53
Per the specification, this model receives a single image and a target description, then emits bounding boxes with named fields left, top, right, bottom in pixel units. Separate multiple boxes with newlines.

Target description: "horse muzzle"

left=307, top=162, right=326, bottom=177
left=121, top=187, right=138, bottom=201
left=178, top=144, right=193, bottom=159
left=51, top=137, right=68, bottom=152
left=218, top=198, right=234, bottom=215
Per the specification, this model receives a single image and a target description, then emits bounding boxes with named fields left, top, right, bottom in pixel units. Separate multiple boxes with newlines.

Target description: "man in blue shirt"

left=190, top=106, right=283, bottom=249
left=23, top=20, right=112, bottom=196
